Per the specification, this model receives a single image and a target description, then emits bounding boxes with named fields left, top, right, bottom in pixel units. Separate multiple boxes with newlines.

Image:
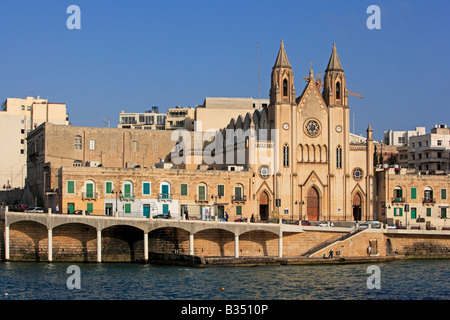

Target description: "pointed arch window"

left=336, top=81, right=341, bottom=100
left=283, top=144, right=290, bottom=167
left=283, top=79, right=288, bottom=97
left=336, top=146, right=342, bottom=168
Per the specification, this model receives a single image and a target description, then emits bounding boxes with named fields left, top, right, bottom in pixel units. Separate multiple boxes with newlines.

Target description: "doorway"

left=353, top=193, right=362, bottom=221
left=259, top=191, right=269, bottom=221
left=307, top=187, right=319, bottom=221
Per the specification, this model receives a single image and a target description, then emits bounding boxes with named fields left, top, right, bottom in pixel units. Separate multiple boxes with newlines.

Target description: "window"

left=217, top=184, right=224, bottom=197
left=67, top=203, right=75, bottom=213
left=236, top=205, right=242, bottom=215
left=394, top=207, right=403, bottom=216
left=424, top=187, right=433, bottom=202
left=441, top=208, right=447, bottom=219
left=336, top=146, right=342, bottom=168
left=437, top=140, right=442, bottom=146
left=143, top=182, right=151, bottom=195
left=426, top=208, right=432, bottom=217
left=411, top=207, right=417, bottom=219
left=283, top=144, right=289, bottom=167
left=85, top=181, right=95, bottom=198
left=393, top=188, right=403, bottom=199
left=160, top=182, right=171, bottom=199
left=162, top=204, right=169, bottom=214
left=410, top=188, right=417, bottom=200
left=283, top=79, right=288, bottom=96
left=198, top=185, right=207, bottom=201
left=336, top=81, right=341, bottom=100
left=234, top=186, right=243, bottom=200
left=89, top=139, right=95, bottom=150
left=124, top=203, right=131, bottom=214
left=123, top=181, right=134, bottom=198
left=74, top=135, right=82, bottom=150
left=105, top=181, right=113, bottom=194
left=67, top=181, right=75, bottom=194
left=441, top=189, right=447, bottom=200
left=87, top=203, right=93, bottom=214
left=180, top=183, right=188, bottom=196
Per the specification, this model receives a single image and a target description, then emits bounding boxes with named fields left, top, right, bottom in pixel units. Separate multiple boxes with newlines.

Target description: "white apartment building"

left=383, top=127, right=426, bottom=146
left=405, top=124, right=450, bottom=172
left=0, top=96, right=68, bottom=189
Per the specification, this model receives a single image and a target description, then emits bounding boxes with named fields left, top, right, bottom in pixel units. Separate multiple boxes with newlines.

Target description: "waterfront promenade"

left=2, top=206, right=449, bottom=265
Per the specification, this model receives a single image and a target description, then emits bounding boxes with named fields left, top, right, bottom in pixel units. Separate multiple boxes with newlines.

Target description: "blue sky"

left=0, top=0, right=448, bottom=141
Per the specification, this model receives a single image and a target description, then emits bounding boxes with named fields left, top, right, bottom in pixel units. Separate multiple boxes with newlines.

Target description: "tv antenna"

left=103, top=118, right=110, bottom=128
left=257, top=42, right=261, bottom=105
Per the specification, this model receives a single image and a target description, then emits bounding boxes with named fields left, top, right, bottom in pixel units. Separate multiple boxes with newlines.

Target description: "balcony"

left=120, top=193, right=136, bottom=201
left=391, top=197, right=405, bottom=203
left=82, top=192, right=98, bottom=200
left=195, top=194, right=209, bottom=203
left=422, top=197, right=436, bottom=204
left=232, top=195, right=247, bottom=203
left=158, top=193, right=173, bottom=201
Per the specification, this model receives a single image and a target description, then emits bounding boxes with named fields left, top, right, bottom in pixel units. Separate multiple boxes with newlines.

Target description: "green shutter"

left=427, top=208, right=432, bottom=217
left=87, top=203, right=93, bottom=214
left=68, top=181, right=74, bottom=194
left=199, top=186, right=206, bottom=200
left=441, top=208, right=447, bottom=219
left=68, top=203, right=75, bottom=213
left=143, top=182, right=150, bottom=195
left=235, top=187, right=241, bottom=198
left=125, top=203, right=131, bottom=214
left=86, top=183, right=93, bottom=198
left=399, top=208, right=403, bottom=216
left=236, top=205, right=242, bottom=215
left=218, top=185, right=224, bottom=197
left=106, top=182, right=112, bottom=194
left=163, top=204, right=169, bottom=214
left=181, top=183, right=188, bottom=196
left=124, top=184, right=131, bottom=197
left=411, top=188, right=417, bottom=200
left=441, top=189, right=447, bottom=200
left=411, top=208, right=417, bottom=219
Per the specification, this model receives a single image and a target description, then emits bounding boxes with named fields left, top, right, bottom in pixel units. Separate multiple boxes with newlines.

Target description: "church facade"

left=207, top=41, right=375, bottom=222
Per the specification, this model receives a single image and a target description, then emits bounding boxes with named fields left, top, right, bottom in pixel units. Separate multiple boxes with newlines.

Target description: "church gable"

left=297, top=76, right=328, bottom=118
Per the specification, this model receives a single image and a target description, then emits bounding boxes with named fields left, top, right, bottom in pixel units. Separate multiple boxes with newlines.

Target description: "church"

left=206, top=41, right=375, bottom=222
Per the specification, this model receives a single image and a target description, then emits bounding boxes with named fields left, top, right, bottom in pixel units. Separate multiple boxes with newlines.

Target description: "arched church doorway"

left=259, top=191, right=269, bottom=221
left=353, top=193, right=362, bottom=221
left=307, top=187, right=319, bottom=221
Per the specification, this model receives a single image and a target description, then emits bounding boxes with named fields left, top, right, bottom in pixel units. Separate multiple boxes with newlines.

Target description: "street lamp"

left=211, top=194, right=222, bottom=221
left=113, top=190, right=122, bottom=217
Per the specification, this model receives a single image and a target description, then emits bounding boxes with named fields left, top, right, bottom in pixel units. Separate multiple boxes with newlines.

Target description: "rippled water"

left=0, top=259, right=449, bottom=300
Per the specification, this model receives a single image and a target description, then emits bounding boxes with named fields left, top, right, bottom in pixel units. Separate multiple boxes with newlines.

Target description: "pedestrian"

left=367, top=246, right=372, bottom=256
left=250, top=213, right=254, bottom=222
left=225, top=212, right=229, bottom=221
left=56, top=204, right=59, bottom=214
left=185, top=209, right=189, bottom=220
left=328, top=249, right=334, bottom=259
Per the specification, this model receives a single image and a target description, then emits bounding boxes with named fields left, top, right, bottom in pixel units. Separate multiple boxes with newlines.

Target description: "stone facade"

left=376, top=168, right=449, bottom=229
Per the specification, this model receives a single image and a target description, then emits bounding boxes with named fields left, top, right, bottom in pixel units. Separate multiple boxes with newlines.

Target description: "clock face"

left=336, top=125, right=342, bottom=133
left=259, top=165, right=271, bottom=179
left=304, top=119, right=321, bottom=137
left=283, top=123, right=289, bottom=130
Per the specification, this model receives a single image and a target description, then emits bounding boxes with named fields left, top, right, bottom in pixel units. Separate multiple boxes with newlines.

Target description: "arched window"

left=283, top=78, right=288, bottom=97
left=283, top=144, right=289, bottom=167
left=336, top=146, right=342, bottom=168
left=424, top=187, right=433, bottom=203
left=336, top=81, right=341, bottom=100
left=160, top=182, right=171, bottom=200
left=122, top=180, right=134, bottom=199
left=84, top=179, right=96, bottom=199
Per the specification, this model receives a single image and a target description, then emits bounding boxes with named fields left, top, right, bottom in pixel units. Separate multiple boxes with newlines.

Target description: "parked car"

left=24, top=207, right=44, bottom=213
left=368, top=221, right=382, bottom=228
left=282, top=219, right=299, bottom=225
left=387, top=224, right=396, bottom=229
left=153, top=214, right=172, bottom=219
left=234, top=217, right=247, bottom=222
left=301, top=220, right=311, bottom=226
left=70, top=210, right=90, bottom=215
left=318, top=221, right=335, bottom=227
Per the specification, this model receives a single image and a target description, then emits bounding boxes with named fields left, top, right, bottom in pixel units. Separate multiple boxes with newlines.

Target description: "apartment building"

left=0, top=96, right=68, bottom=189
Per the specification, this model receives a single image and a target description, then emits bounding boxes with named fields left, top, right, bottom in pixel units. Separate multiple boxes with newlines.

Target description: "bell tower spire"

left=270, top=40, right=295, bottom=106
left=323, top=43, right=347, bottom=106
